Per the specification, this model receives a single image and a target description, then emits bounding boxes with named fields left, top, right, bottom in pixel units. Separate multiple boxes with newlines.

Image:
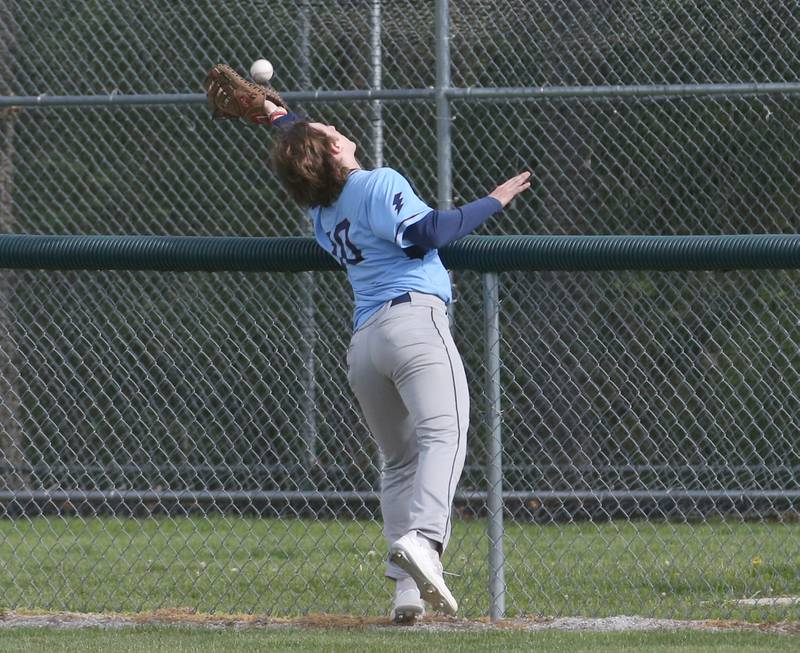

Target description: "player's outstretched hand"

left=489, top=171, right=532, bottom=208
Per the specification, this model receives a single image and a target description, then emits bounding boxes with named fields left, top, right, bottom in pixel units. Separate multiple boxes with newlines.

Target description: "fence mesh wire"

left=1, top=0, right=799, bottom=619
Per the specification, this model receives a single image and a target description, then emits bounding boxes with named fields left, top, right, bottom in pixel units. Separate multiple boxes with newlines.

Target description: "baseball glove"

left=203, top=63, right=288, bottom=125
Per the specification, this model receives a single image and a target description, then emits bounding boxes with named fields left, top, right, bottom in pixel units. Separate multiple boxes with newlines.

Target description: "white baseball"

left=250, top=59, right=274, bottom=83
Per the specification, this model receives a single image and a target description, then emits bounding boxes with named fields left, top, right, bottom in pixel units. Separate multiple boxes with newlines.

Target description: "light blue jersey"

left=309, top=168, right=452, bottom=330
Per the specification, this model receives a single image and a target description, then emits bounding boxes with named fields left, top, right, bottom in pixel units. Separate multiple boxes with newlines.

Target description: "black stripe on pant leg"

left=430, top=307, right=463, bottom=546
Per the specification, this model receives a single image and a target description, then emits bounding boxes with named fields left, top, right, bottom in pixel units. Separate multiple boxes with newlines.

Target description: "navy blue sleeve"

left=404, top=196, right=503, bottom=250
left=272, top=112, right=305, bottom=129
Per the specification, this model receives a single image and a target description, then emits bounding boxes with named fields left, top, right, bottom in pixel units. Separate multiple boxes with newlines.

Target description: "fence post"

left=0, top=0, right=25, bottom=494
left=299, top=0, right=318, bottom=473
left=370, top=0, right=383, bottom=168
left=434, top=0, right=452, bottom=213
left=435, top=0, right=458, bottom=332
left=484, top=271, right=505, bottom=619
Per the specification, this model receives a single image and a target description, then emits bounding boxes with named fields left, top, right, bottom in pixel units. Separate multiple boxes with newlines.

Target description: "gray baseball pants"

left=346, top=292, right=469, bottom=580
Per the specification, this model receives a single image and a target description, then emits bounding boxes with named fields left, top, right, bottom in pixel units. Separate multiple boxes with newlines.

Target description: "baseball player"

left=204, top=66, right=530, bottom=622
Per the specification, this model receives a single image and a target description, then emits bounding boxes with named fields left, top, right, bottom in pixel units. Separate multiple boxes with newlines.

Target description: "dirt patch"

left=1, top=608, right=798, bottom=634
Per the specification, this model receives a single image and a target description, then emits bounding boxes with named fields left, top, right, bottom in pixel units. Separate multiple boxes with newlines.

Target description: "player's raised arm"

left=263, top=98, right=305, bottom=129
left=403, top=171, right=532, bottom=251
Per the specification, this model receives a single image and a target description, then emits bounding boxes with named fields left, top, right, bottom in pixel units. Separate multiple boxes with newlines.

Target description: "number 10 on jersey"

left=328, top=218, right=364, bottom=266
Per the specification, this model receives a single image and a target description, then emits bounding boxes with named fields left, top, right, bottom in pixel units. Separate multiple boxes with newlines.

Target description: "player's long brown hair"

left=271, top=121, right=350, bottom=207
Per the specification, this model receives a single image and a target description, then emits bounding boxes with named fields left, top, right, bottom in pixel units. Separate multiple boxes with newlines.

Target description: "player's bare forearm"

left=263, top=99, right=287, bottom=121
left=489, top=171, right=532, bottom=207
left=263, top=99, right=306, bottom=130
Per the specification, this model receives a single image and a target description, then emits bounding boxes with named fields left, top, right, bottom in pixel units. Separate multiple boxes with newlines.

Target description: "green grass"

left=0, top=516, right=798, bottom=621
left=0, top=626, right=797, bottom=653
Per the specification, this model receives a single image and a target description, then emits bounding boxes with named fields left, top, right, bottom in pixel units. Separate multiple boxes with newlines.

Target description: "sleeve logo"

left=392, top=192, right=404, bottom=214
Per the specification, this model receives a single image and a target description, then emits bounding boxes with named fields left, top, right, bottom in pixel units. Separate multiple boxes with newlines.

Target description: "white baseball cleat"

left=389, top=532, right=458, bottom=616
left=390, top=581, right=425, bottom=624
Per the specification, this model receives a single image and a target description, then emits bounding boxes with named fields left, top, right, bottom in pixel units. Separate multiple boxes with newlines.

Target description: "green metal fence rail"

left=1, top=234, right=799, bottom=272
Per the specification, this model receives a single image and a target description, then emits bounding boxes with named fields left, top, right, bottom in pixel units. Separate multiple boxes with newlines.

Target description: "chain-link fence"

left=1, top=0, right=799, bottom=620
